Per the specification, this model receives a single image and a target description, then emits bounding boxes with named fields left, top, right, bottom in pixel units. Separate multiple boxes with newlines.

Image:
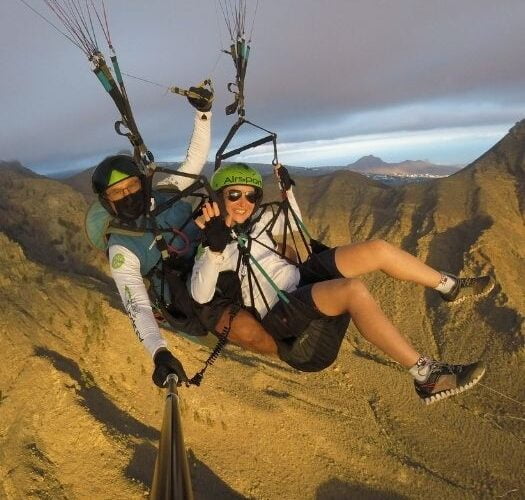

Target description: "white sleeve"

left=271, top=187, right=303, bottom=236
left=108, top=244, right=167, bottom=358
left=190, top=245, right=234, bottom=304
left=156, top=110, right=212, bottom=191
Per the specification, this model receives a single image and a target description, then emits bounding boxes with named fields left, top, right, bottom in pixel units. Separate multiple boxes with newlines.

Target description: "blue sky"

left=2, top=1, right=525, bottom=174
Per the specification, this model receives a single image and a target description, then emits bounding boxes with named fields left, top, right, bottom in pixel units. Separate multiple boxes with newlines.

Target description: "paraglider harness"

left=215, top=35, right=332, bottom=307
left=144, top=170, right=214, bottom=338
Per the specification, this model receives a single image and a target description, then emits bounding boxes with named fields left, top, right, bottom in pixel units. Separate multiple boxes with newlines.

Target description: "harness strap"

left=214, top=117, right=278, bottom=171
left=236, top=233, right=290, bottom=304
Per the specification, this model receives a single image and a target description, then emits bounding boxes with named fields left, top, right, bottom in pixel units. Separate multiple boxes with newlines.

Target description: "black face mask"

left=112, top=190, right=145, bottom=222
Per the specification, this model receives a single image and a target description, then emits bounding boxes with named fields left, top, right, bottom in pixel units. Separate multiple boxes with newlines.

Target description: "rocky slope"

left=0, top=122, right=524, bottom=499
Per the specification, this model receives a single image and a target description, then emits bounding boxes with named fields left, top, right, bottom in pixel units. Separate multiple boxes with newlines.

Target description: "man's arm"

left=108, top=244, right=189, bottom=386
left=108, top=244, right=168, bottom=358
left=156, top=110, right=211, bottom=191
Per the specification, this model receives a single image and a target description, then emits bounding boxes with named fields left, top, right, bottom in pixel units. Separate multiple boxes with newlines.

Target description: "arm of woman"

left=191, top=202, right=235, bottom=303
left=190, top=246, right=228, bottom=304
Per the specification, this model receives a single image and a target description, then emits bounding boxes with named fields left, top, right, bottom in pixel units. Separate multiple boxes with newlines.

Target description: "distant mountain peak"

left=351, top=155, right=386, bottom=168
left=345, top=155, right=460, bottom=177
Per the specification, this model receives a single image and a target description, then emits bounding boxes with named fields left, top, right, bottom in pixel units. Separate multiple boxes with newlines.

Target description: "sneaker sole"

left=448, top=280, right=495, bottom=305
left=422, top=365, right=486, bottom=405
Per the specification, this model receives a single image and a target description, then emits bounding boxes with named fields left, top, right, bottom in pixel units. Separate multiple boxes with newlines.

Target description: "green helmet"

left=210, top=163, right=263, bottom=192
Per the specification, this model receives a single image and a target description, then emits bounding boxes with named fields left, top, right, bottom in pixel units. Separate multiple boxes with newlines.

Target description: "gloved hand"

left=203, top=216, right=230, bottom=253
left=152, top=349, right=189, bottom=388
left=187, top=86, right=213, bottom=112
left=276, top=165, right=295, bottom=191
left=195, top=202, right=231, bottom=253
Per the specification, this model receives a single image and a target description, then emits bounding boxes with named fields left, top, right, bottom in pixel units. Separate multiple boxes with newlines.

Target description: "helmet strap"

left=216, top=188, right=227, bottom=220
left=143, top=175, right=154, bottom=215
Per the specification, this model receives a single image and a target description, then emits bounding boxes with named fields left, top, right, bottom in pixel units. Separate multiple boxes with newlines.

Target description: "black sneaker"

left=414, top=360, right=486, bottom=405
left=439, top=273, right=494, bottom=304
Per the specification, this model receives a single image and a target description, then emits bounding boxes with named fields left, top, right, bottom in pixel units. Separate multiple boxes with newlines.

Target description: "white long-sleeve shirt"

left=156, top=111, right=211, bottom=191
left=109, top=244, right=167, bottom=355
left=109, top=110, right=211, bottom=358
left=191, top=189, right=303, bottom=319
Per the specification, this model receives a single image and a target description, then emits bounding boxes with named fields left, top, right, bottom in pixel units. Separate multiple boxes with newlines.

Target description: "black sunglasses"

left=225, top=189, right=261, bottom=204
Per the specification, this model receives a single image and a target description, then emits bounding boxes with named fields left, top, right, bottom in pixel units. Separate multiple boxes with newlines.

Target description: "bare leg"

left=334, top=239, right=442, bottom=288
left=215, top=307, right=278, bottom=357
left=311, top=278, right=420, bottom=368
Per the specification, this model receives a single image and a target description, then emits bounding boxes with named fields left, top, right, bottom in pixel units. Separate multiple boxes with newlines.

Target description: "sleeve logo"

left=111, top=253, right=125, bottom=269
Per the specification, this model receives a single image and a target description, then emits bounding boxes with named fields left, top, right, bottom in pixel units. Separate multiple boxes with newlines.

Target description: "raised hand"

left=195, top=202, right=232, bottom=253
left=187, top=86, right=214, bottom=112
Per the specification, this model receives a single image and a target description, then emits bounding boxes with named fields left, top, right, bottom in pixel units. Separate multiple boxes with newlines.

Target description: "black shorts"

left=163, top=270, right=241, bottom=336
left=262, top=283, right=351, bottom=372
left=191, top=270, right=242, bottom=333
left=298, top=248, right=343, bottom=286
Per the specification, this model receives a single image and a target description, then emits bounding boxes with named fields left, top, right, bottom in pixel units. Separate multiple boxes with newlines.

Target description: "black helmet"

left=92, top=154, right=143, bottom=194
left=92, top=155, right=147, bottom=220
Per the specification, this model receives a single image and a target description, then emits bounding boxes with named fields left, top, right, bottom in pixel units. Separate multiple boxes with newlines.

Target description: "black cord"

left=189, top=303, right=241, bottom=386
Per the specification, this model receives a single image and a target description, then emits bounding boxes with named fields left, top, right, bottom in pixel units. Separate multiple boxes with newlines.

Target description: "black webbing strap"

left=151, top=170, right=218, bottom=216
left=243, top=237, right=256, bottom=309
left=248, top=259, right=272, bottom=315
left=224, top=37, right=250, bottom=116
left=214, top=117, right=278, bottom=171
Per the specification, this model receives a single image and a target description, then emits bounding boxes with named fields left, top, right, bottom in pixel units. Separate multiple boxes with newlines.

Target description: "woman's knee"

left=228, top=310, right=276, bottom=349
left=341, top=277, right=369, bottom=297
left=367, top=239, right=393, bottom=257
left=312, top=278, right=369, bottom=316
left=339, top=279, right=376, bottom=312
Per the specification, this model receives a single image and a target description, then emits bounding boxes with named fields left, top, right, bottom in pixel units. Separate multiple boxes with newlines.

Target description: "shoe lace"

left=460, top=276, right=490, bottom=288
left=459, top=277, right=477, bottom=287
left=428, top=360, right=463, bottom=376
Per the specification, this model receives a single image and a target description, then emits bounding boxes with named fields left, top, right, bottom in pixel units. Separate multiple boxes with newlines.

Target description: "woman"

left=191, top=163, right=493, bottom=404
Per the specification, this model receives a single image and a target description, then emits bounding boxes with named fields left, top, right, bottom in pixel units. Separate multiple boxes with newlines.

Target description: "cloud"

left=236, top=124, right=509, bottom=167
left=1, top=0, right=525, bottom=172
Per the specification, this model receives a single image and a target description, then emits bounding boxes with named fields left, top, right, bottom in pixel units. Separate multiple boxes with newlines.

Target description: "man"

left=90, top=91, right=279, bottom=389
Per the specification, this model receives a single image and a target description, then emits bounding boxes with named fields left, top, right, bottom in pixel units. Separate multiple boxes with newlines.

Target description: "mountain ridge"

left=346, top=154, right=461, bottom=176
left=0, top=120, right=524, bottom=498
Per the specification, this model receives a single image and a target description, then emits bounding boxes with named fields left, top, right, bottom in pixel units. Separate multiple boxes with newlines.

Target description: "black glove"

left=152, top=349, right=189, bottom=388
left=187, top=86, right=213, bottom=112
left=203, top=216, right=230, bottom=253
left=277, top=165, right=295, bottom=191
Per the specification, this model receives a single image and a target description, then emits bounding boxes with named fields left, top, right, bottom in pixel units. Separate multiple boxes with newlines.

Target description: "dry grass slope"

left=0, top=122, right=524, bottom=499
